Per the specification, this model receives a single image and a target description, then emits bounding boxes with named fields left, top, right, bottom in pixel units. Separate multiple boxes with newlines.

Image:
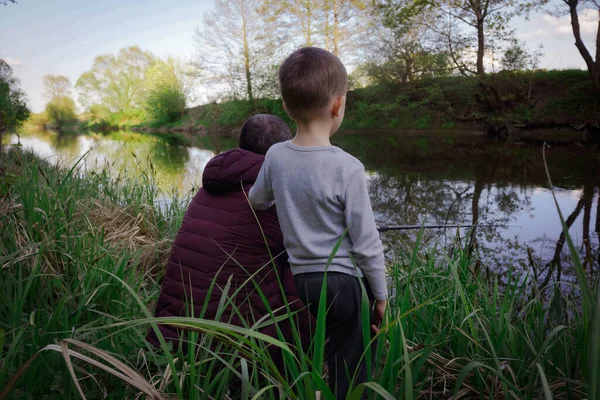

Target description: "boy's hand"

left=371, top=299, right=387, bottom=335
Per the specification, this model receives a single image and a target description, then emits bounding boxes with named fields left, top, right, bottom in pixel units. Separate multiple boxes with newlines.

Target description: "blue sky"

left=0, top=0, right=597, bottom=112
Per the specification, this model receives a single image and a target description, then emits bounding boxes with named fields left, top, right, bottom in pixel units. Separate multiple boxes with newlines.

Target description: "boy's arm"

left=344, top=166, right=388, bottom=301
left=248, top=157, right=275, bottom=210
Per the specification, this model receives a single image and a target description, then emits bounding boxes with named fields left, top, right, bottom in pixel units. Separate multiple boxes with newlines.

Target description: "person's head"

left=239, top=114, right=292, bottom=155
left=278, top=47, right=348, bottom=136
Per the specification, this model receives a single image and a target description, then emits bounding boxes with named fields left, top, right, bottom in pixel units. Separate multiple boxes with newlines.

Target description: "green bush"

left=145, top=87, right=186, bottom=124
left=45, top=96, right=77, bottom=127
left=0, top=59, right=30, bottom=133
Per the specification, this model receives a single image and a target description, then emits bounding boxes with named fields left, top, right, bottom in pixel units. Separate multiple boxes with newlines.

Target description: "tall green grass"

left=0, top=147, right=597, bottom=399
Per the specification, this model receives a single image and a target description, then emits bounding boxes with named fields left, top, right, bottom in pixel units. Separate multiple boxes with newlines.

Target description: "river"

left=6, top=129, right=600, bottom=288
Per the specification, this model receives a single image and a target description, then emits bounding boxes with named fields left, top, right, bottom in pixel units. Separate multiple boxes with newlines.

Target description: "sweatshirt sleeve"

left=248, top=154, right=275, bottom=210
left=344, top=166, right=387, bottom=300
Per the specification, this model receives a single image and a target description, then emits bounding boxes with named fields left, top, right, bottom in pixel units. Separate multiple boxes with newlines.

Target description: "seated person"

left=147, top=114, right=312, bottom=364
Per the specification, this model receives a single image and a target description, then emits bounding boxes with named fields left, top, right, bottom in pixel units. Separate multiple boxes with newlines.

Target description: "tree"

left=144, top=59, right=187, bottom=122
left=555, top=0, right=600, bottom=95
left=42, top=75, right=72, bottom=100
left=195, top=0, right=276, bottom=101
left=321, top=0, right=368, bottom=57
left=365, top=16, right=451, bottom=84
left=500, top=39, right=543, bottom=71
left=75, top=46, right=155, bottom=113
left=380, top=0, right=523, bottom=75
left=42, top=74, right=77, bottom=128
left=45, top=96, right=77, bottom=128
left=0, top=0, right=16, bottom=5
left=265, top=0, right=369, bottom=60
left=0, top=59, right=30, bottom=139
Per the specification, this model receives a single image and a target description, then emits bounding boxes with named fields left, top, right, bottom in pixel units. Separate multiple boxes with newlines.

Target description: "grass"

left=90, top=69, right=598, bottom=135
left=0, top=146, right=598, bottom=399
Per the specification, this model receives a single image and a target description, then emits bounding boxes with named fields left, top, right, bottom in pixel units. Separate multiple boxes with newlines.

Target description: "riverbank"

left=128, top=69, right=599, bottom=139
left=1, top=147, right=598, bottom=398
left=25, top=70, right=598, bottom=141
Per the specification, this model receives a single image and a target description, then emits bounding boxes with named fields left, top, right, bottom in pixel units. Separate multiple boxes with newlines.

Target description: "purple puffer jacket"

left=147, top=148, right=313, bottom=355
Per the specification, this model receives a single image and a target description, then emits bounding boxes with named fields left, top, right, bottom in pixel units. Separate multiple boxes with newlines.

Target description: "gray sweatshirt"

left=248, top=140, right=387, bottom=300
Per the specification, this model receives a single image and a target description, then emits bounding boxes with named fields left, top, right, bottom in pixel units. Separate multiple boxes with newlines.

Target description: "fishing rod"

left=376, top=224, right=498, bottom=232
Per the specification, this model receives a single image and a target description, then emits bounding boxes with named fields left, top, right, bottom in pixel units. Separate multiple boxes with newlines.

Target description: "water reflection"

left=333, top=132, right=600, bottom=285
left=7, top=129, right=600, bottom=285
left=8, top=130, right=214, bottom=198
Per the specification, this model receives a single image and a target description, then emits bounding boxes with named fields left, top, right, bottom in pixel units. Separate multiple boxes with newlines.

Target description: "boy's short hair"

left=278, top=47, right=347, bottom=119
left=239, top=114, right=292, bottom=155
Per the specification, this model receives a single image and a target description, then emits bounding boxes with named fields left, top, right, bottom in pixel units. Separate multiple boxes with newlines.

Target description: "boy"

left=248, top=47, right=387, bottom=399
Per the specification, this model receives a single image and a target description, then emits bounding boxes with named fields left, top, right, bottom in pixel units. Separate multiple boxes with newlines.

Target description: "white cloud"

left=543, top=9, right=598, bottom=37
left=3, top=56, right=22, bottom=66
left=80, top=40, right=89, bottom=46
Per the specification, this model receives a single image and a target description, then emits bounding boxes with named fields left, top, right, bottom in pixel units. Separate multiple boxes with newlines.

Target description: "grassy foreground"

left=1, top=147, right=599, bottom=399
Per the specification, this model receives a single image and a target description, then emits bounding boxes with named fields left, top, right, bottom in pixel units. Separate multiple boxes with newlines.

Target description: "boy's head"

left=239, top=114, right=292, bottom=155
left=278, top=47, right=347, bottom=133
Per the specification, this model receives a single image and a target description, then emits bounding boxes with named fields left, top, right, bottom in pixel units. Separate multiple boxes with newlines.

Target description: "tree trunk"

left=568, top=0, right=598, bottom=95
left=333, top=0, right=339, bottom=56
left=306, top=0, right=313, bottom=46
left=582, top=180, right=594, bottom=269
left=241, top=1, right=253, bottom=101
left=468, top=174, right=485, bottom=271
left=324, top=0, right=331, bottom=51
left=476, top=16, right=485, bottom=75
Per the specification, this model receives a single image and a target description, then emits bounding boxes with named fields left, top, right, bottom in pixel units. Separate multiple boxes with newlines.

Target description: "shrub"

left=45, top=96, right=77, bottom=127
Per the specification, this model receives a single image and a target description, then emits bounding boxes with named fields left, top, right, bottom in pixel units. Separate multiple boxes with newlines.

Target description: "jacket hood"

left=202, top=148, right=264, bottom=194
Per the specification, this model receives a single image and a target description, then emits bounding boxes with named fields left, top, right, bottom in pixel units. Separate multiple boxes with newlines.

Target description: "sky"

left=0, top=0, right=598, bottom=112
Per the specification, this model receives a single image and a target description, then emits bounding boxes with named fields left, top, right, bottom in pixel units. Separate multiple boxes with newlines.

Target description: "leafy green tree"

left=0, top=59, right=30, bottom=137
left=75, top=46, right=155, bottom=113
left=144, top=59, right=187, bottom=122
left=45, top=96, right=77, bottom=128
left=42, top=74, right=77, bottom=128
left=86, top=104, right=111, bottom=124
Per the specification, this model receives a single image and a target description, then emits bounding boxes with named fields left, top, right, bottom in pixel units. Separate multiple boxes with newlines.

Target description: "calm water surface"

left=6, top=129, right=600, bottom=286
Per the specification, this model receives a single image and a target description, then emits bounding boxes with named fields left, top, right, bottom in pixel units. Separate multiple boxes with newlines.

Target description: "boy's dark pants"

left=294, top=272, right=377, bottom=400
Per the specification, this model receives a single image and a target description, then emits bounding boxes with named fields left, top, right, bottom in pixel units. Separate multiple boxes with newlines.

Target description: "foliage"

left=1, top=148, right=598, bottom=398
left=501, top=39, right=544, bottom=71
left=145, top=88, right=186, bottom=124
left=263, top=0, right=369, bottom=61
left=379, top=0, right=529, bottom=75
left=45, top=96, right=77, bottom=127
left=25, top=111, right=50, bottom=128
left=144, top=59, right=187, bottom=123
left=86, top=103, right=111, bottom=124
left=76, top=46, right=156, bottom=113
left=194, top=0, right=278, bottom=101
left=42, top=74, right=72, bottom=100
left=0, top=59, right=30, bottom=135
left=41, top=74, right=77, bottom=128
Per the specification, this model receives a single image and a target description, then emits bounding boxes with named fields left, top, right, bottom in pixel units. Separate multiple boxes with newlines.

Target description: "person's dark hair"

left=239, top=114, right=292, bottom=155
left=278, top=47, right=347, bottom=119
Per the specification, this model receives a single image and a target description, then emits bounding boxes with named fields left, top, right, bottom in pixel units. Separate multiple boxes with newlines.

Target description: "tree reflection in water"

left=333, top=132, right=599, bottom=288
left=8, top=129, right=600, bottom=289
